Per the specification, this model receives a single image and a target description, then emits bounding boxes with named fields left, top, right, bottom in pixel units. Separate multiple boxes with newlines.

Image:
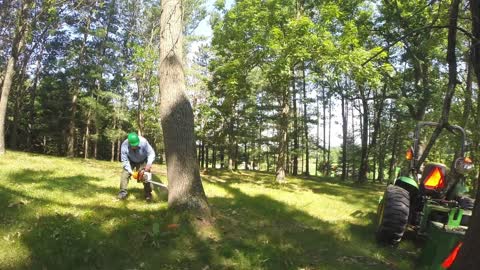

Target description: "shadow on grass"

left=204, top=169, right=385, bottom=209
left=0, top=168, right=415, bottom=270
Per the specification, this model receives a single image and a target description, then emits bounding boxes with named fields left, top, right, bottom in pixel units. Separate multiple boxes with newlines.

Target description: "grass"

left=0, top=151, right=420, bottom=270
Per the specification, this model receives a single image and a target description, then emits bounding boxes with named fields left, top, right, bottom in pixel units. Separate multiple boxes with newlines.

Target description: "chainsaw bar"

left=145, top=179, right=168, bottom=189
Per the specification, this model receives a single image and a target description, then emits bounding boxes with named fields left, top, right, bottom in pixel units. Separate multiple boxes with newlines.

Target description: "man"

left=118, top=132, right=155, bottom=201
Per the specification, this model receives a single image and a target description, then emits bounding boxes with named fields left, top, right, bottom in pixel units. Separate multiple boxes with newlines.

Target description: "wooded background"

left=1, top=0, right=479, bottom=184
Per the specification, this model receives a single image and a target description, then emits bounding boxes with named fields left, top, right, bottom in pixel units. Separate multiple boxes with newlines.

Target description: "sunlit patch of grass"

left=0, top=151, right=419, bottom=270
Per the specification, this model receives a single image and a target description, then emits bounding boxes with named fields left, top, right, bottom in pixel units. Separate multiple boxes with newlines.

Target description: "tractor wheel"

left=376, top=185, right=410, bottom=245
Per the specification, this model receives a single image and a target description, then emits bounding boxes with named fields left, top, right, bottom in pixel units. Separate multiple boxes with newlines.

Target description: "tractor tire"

left=376, top=185, right=410, bottom=245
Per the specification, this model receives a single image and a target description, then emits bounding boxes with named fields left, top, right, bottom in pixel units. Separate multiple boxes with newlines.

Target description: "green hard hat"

left=128, top=132, right=140, bottom=147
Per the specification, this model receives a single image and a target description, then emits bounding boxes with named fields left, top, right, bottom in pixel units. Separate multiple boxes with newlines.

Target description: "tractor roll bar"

left=412, top=122, right=466, bottom=171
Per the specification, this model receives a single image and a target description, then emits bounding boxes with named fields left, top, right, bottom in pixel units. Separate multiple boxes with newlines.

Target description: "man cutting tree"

left=118, top=132, right=155, bottom=201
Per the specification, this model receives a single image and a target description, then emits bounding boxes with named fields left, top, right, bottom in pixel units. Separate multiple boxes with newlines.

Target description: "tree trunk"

left=276, top=87, right=290, bottom=183
left=450, top=0, right=480, bottom=268
left=84, top=111, right=91, bottom=159
left=205, top=145, right=209, bottom=169
left=27, top=45, right=44, bottom=150
left=315, top=90, right=320, bottom=176
left=461, top=52, right=473, bottom=128
left=200, top=141, right=205, bottom=169
left=159, top=0, right=210, bottom=217
left=292, top=67, right=298, bottom=176
left=220, top=146, right=225, bottom=168
left=302, top=63, right=309, bottom=176
left=388, top=121, right=399, bottom=182
left=68, top=16, right=91, bottom=158
left=322, top=86, right=327, bottom=174
left=244, top=143, right=248, bottom=170
left=416, top=0, right=460, bottom=169
left=341, top=94, right=348, bottom=181
left=234, top=143, right=239, bottom=170
left=327, top=100, right=332, bottom=176
left=0, top=2, right=28, bottom=155
left=136, top=79, right=145, bottom=136
left=117, top=139, right=121, bottom=161
left=212, top=145, right=216, bottom=169
left=357, top=91, right=369, bottom=183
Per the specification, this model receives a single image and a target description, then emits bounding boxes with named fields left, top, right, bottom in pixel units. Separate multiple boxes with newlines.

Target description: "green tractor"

left=376, top=122, right=475, bottom=269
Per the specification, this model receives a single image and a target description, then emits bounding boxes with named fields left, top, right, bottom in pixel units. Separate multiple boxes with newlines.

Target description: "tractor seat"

left=420, top=163, right=450, bottom=198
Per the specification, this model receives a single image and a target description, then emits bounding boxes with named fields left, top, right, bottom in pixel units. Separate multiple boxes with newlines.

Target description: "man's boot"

left=118, top=190, right=128, bottom=200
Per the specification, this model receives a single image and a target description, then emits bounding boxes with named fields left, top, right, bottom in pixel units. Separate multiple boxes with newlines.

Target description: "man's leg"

left=139, top=162, right=153, bottom=201
left=118, top=169, right=131, bottom=199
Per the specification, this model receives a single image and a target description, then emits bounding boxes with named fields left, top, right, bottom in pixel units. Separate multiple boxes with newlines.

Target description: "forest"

left=1, top=0, right=480, bottom=269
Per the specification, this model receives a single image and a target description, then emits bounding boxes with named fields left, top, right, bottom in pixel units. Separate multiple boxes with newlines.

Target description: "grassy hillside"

left=0, top=151, right=418, bottom=270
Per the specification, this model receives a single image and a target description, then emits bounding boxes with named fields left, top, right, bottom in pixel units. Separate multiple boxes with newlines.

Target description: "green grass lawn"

left=0, top=151, right=419, bottom=270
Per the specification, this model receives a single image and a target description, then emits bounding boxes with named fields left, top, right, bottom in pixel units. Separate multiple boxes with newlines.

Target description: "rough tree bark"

left=159, top=0, right=210, bottom=217
left=0, top=1, right=28, bottom=155
left=450, top=0, right=480, bottom=268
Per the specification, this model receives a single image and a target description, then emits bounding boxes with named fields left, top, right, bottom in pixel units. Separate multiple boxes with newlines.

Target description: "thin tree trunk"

left=117, top=139, right=121, bottom=161
left=27, top=45, right=44, bottom=150
left=315, top=91, right=320, bottom=176
left=68, top=16, right=91, bottom=157
left=159, top=0, right=210, bottom=217
left=302, top=63, right=309, bottom=176
left=205, top=145, right=209, bottom=169
left=461, top=52, right=473, bottom=128
left=212, top=145, right=216, bottom=169
left=276, top=87, right=290, bottom=183
left=234, top=143, right=239, bottom=170
left=84, top=111, right=91, bottom=159
left=136, top=79, right=145, bottom=136
left=244, top=143, right=248, bottom=170
left=292, top=66, right=298, bottom=176
left=341, top=94, right=348, bottom=181
left=327, top=100, right=332, bottom=176
left=322, top=86, right=327, bottom=174
left=358, top=91, right=369, bottom=183
left=416, top=0, right=460, bottom=169
left=450, top=0, right=480, bottom=267
left=200, top=141, right=205, bottom=169
left=220, top=146, right=225, bottom=168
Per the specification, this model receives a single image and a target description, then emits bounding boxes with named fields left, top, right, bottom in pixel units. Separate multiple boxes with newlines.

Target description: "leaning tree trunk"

left=159, top=0, right=210, bottom=217
left=0, top=2, right=28, bottom=155
left=450, top=0, right=480, bottom=268
left=416, top=0, right=460, bottom=169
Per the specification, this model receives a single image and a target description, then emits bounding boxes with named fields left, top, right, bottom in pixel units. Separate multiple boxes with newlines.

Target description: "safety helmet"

left=128, top=132, right=140, bottom=147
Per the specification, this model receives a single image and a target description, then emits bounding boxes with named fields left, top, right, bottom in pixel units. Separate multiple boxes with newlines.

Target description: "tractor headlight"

left=454, top=157, right=474, bottom=174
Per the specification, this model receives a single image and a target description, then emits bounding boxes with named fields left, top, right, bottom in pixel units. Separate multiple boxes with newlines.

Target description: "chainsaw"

left=132, top=169, right=168, bottom=189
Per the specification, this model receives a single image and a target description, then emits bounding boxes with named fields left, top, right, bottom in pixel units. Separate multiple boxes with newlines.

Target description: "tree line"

left=1, top=0, right=480, bottom=186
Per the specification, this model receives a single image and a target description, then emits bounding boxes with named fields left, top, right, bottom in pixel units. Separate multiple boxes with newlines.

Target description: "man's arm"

left=145, top=141, right=156, bottom=171
left=120, top=141, right=133, bottom=174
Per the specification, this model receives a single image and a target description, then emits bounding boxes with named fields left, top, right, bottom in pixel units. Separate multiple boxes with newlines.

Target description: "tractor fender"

left=394, top=176, right=419, bottom=196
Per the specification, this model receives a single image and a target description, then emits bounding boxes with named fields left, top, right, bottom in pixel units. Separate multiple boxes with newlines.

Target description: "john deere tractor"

left=376, top=122, right=475, bottom=269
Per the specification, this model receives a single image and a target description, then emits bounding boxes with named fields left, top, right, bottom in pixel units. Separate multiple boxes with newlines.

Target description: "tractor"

left=376, top=122, right=475, bottom=269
